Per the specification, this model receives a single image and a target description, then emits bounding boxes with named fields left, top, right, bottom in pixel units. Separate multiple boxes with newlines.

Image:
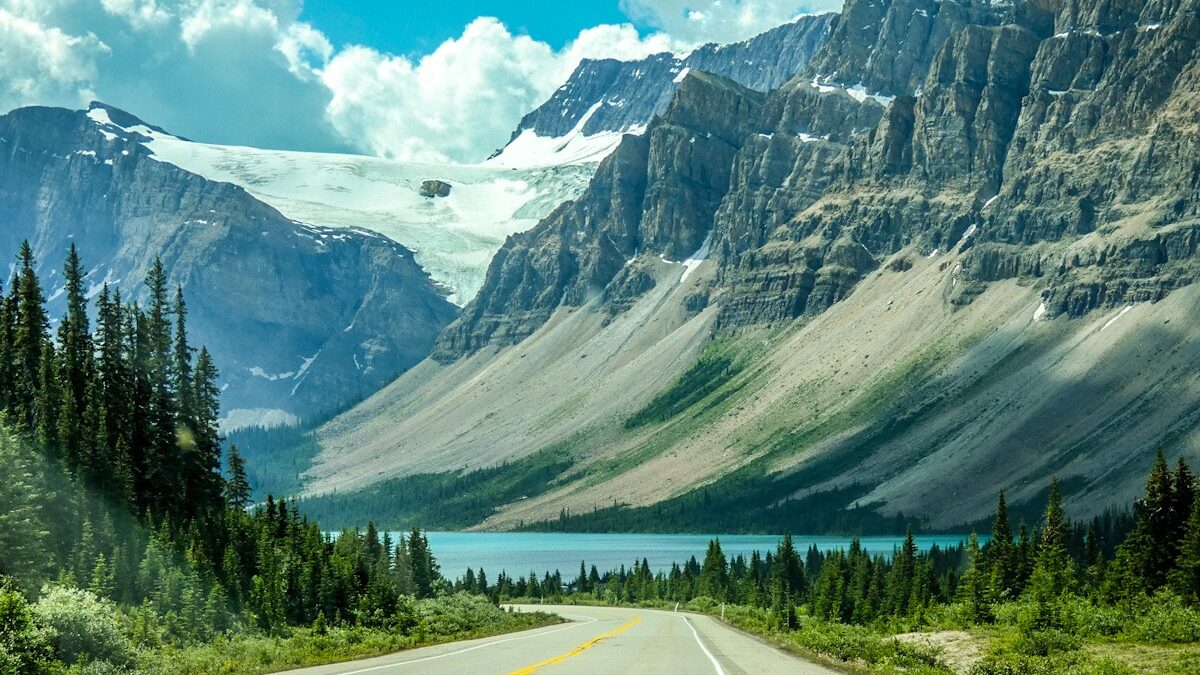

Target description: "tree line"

left=0, top=243, right=454, bottom=672
left=456, top=452, right=1200, bottom=632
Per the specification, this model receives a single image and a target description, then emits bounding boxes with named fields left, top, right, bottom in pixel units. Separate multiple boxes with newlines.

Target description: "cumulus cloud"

left=319, top=19, right=681, bottom=162
left=0, top=0, right=835, bottom=162
left=621, top=0, right=843, bottom=45
left=0, top=8, right=109, bottom=109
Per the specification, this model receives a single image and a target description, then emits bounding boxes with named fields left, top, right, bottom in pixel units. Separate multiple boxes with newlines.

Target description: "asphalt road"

left=279, top=604, right=838, bottom=675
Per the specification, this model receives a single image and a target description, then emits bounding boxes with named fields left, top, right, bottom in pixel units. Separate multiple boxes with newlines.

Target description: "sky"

left=0, top=1, right=842, bottom=164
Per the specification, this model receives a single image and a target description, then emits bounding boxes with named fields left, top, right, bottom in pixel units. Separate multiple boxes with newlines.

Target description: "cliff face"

left=434, top=73, right=764, bottom=360
left=499, top=15, right=834, bottom=146
left=453, top=0, right=1200, bottom=356
left=0, top=103, right=458, bottom=425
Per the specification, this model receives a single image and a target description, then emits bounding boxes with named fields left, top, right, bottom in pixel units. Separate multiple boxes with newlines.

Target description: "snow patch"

left=927, top=248, right=939, bottom=259
left=959, top=224, right=978, bottom=244
left=219, top=408, right=299, bottom=432
left=1033, top=302, right=1048, bottom=321
left=673, top=67, right=691, bottom=84
left=1100, top=305, right=1134, bottom=332
left=983, top=196, right=999, bottom=209
left=680, top=231, right=713, bottom=284
left=247, top=366, right=295, bottom=381
left=490, top=100, right=639, bottom=169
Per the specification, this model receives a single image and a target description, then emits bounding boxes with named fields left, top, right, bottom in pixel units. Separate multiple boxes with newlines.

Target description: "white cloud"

left=621, top=0, right=843, bottom=45
left=100, top=0, right=170, bottom=29
left=0, top=8, right=109, bottom=109
left=319, top=18, right=682, bottom=163
left=0, top=0, right=834, bottom=162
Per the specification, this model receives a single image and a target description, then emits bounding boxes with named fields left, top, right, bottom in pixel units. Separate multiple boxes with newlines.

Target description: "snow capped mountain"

left=1, top=103, right=459, bottom=428
left=118, top=127, right=596, bottom=306
left=489, top=14, right=834, bottom=167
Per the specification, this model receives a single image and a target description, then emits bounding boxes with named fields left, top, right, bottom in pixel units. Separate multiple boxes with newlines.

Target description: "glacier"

left=97, top=110, right=601, bottom=306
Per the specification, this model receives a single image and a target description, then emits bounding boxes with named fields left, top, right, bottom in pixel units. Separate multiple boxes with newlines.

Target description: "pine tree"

left=34, top=341, right=58, bottom=455
left=0, top=427, right=50, bottom=590
left=1170, top=496, right=1200, bottom=604
left=1114, top=450, right=1181, bottom=595
left=770, top=533, right=806, bottom=603
left=887, top=527, right=917, bottom=615
left=55, top=245, right=92, bottom=467
left=224, top=443, right=252, bottom=510
left=1026, top=478, right=1073, bottom=627
left=958, top=534, right=991, bottom=623
left=11, top=241, right=49, bottom=429
left=189, top=347, right=223, bottom=517
left=698, top=538, right=729, bottom=600
left=988, top=491, right=1018, bottom=601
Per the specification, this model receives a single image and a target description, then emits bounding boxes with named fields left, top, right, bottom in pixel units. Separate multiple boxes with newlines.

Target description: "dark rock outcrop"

left=419, top=180, right=452, bottom=198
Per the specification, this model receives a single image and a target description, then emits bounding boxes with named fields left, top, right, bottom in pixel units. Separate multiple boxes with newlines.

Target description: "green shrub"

left=970, top=652, right=1137, bottom=675
left=0, top=580, right=53, bottom=673
left=1125, top=592, right=1200, bottom=643
left=1013, top=629, right=1081, bottom=657
left=32, top=585, right=133, bottom=667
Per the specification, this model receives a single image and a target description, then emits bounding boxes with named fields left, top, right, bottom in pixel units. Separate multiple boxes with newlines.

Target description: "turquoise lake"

left=406, top=532, right=973, bottom=580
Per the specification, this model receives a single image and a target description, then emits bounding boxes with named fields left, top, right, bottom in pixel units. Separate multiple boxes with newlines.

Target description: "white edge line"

left=682, top=616, right=727, bottom=675
left=336, top=617, right=598, bottom=675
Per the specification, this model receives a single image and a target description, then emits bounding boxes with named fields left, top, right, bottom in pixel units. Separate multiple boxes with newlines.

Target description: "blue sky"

left=301, top=2, right=637, bottom=56
left=0, top=1, right=841, bottom=162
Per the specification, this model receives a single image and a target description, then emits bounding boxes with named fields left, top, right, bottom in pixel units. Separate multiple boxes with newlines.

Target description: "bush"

left=1013, top=629, right=1081, bottom=657
left=32, top=585, right=133, bottom=667
left=1125, top=591, right=1200, bottom=643
left=415, top=593, right=513, bottom=638
left=0, top=580, right=53, bottom=673
left=970, top=652, right=1137, bottom=675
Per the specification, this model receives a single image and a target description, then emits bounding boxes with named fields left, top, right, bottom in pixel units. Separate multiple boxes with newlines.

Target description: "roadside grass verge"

left=138, top=595, right=560, bottom=675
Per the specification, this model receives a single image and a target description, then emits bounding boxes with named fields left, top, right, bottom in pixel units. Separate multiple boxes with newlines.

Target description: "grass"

left=137, top=596, right=560, bottom=675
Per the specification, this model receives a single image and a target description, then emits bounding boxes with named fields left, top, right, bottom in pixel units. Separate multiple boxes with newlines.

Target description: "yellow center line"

left=507, top=616, right=642, bottom=675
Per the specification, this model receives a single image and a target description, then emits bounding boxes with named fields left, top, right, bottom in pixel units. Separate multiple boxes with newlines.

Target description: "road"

left=279, top=604, right=839, bottom=675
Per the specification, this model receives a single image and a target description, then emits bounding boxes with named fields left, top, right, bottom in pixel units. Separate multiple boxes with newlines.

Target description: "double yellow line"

left=508, top=616, right=642, bottom=675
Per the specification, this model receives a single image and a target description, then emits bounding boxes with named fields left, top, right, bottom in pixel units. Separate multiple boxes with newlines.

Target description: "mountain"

left=0, top=103, right=458, bottom=428
left=489, top=14, right=835, bottom=168
left=141, top=134, right=597, bottom=306
left=309, top=0, right=1200, bottom=531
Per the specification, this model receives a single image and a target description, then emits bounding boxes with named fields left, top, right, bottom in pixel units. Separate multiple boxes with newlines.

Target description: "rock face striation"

left=448, top=0, right=1200, bottom=356
left=496, top=15, right=834, bottom=150
left=0, top=103, right=458, bottom=426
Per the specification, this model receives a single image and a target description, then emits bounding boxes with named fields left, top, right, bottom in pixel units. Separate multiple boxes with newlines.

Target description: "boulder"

left=419, top=179, right=452, bottom=198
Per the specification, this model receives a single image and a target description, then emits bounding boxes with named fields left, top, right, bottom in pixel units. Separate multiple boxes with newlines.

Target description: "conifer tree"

left=12, top=241, right=49, bottom=429
left=988, top=491, right=1018, bottom=600
left=1026, top=478, right=1073, bottom=627
left=55, top=244, right=92, bottom=466
left=34, top=341, right=58, bottom=455
left=1170, top=496, right=1200, bottom=604
left=698, top=538, right=729, bottom=600
left=224, top=443, right=252, bottom=510
left=770, top=533, right=806, bottom=602
left=958, top=534, right=991, bottom=623
left=887, top=527, right=917, bottom=615
left=1114, top=450, right=1181, bottom=595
